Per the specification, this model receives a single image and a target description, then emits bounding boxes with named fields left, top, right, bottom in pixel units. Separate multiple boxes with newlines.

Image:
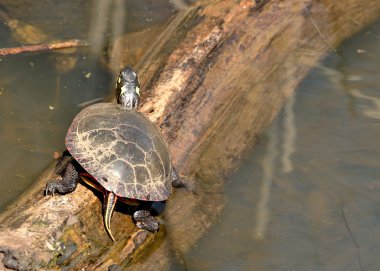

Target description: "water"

left=0, top=0, right=180, bottom=211
left=173, top=20, right=380, bottom=271
left=0, top=53, right=112, bottom=210
left=1, top=2, right=379, bottom=270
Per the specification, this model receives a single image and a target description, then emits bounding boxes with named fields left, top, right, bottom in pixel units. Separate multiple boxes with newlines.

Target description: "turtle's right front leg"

left=53, top=150, right=75, bottom=175
left=45, top=162, right=80, bottom=195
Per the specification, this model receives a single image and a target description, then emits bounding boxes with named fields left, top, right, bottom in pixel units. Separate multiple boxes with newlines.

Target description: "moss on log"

left=0, top=0, right=379, bottom=270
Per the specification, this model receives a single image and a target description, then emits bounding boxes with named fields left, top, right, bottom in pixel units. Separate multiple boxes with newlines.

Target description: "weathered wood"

left=0, top=39, right=88, bottom=56
left=0, top=0, right=379, bottom=270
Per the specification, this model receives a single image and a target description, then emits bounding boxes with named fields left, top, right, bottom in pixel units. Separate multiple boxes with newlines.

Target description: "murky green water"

left=0, top=53, right=112, bottom=210
left=0, top=0, right=180, bottom=212
left=171, top=19, right=380, bottom=271
left=1, top=1, right=379, bottom=270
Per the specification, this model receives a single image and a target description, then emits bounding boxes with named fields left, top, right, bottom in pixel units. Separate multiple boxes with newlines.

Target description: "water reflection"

left=175, top=19, right=380, bottom=271
left=280, top=94, right=296, bottom=173
left=253, top=116, right=278, bottom=240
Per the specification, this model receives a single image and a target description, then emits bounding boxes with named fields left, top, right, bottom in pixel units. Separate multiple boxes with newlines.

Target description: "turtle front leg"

left=45, top=162, right=80, bottom=195
left=133, top=210, right=159, bottom=232
left=53, top=150, right=75, bottom=175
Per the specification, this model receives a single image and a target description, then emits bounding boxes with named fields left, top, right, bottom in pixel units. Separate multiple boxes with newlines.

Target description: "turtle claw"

left=45, top=181, right=58, bottom=196
left=45, top=180, right=67, bottom=196
left=44, top=163, right=79, bottom=196
left=133, top=210, right=159, bottom=232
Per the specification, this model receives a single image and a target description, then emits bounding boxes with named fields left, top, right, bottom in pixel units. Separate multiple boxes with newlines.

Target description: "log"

left=0, top=0, right=379, bottom=270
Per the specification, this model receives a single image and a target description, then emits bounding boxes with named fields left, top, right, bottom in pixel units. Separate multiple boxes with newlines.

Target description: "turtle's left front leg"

left=45, top=162, right=80, bottom=195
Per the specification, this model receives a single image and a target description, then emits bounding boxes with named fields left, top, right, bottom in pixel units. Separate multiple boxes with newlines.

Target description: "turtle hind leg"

left=171, top=167, right=187, bottom=188
left=45, top=162, right=79, bottom=195
left=133, top=210, right=159, bottom=232
left=103, top=192, right=117, bottom=241
left=171, top=167, right=195, bottom=192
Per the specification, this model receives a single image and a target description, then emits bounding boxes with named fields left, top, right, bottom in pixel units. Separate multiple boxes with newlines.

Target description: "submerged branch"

left=0, top=39, right=89, bottom=56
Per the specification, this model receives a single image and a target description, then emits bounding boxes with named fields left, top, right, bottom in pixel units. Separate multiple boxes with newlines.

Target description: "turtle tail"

left=104, top=191, right=117, bottom=241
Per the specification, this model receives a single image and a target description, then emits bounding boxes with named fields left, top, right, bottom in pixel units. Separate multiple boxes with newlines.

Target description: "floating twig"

left=0, top=39, right=89, bottom=56
left=341, top=206, right=364, bottom=271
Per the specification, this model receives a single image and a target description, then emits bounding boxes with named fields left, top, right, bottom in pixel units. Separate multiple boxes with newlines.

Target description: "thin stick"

left=0, top=39, right=89, bottom=56
left=341, top=207, right=363, bottom=271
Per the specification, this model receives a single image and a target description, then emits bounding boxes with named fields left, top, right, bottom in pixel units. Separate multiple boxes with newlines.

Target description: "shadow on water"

left=169, top=19, right=380, bottom=271
left=0, top=0, right=182, bottom=212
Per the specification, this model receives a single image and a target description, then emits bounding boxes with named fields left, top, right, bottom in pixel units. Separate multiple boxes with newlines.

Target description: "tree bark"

left=0, top=0, right=379, bottom=270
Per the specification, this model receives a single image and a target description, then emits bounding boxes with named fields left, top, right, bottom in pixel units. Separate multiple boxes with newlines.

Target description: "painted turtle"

left=45, top=66, right=184, bottom=241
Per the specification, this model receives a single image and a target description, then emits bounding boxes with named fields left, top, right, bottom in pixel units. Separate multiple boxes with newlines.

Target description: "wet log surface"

left=1, top=0, right=379, bottom=270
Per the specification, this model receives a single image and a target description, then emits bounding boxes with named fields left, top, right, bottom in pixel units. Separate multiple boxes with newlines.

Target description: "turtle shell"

left=65, top=103, right=172, bottom=201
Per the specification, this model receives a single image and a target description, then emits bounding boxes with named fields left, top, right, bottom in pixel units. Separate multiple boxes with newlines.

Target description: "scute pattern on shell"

left=65, top=103, right=172, bottom=201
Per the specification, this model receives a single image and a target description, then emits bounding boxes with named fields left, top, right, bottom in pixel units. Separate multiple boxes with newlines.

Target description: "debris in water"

left=15, top=172, right=25, bottom=178
left=53, top=152, right=61, bottom=159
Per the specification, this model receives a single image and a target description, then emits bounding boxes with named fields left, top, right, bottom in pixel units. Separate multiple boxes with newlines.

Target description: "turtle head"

left=115, top=65, right=140, bottom=110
